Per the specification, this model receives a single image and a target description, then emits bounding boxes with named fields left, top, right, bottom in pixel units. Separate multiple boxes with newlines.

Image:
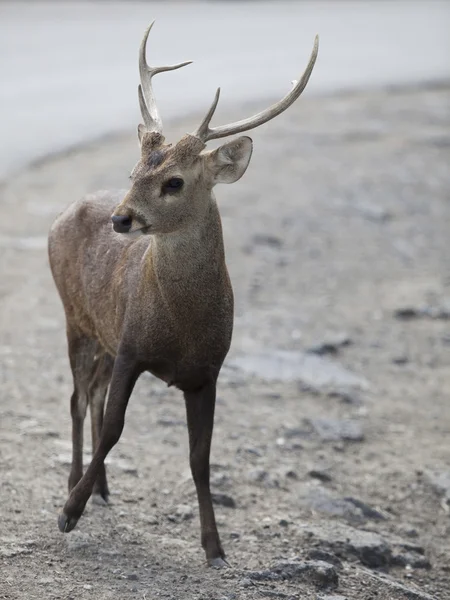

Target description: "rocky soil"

left=1, top=84, right=450, bottom=600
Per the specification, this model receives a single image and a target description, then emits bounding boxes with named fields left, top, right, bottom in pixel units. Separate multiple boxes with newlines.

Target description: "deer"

left=48, top=21, right=318, bottom=567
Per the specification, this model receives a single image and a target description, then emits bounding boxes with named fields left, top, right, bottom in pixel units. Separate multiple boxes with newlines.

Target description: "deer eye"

left=162, top=177, right=184, bottom=194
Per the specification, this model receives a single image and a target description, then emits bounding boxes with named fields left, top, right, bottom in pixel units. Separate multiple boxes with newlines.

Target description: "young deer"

left=48, top=22, right=318, bottom=566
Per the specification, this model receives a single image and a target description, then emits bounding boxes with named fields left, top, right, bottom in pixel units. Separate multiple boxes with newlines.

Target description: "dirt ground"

left=1, top=84, right=450, bottom=600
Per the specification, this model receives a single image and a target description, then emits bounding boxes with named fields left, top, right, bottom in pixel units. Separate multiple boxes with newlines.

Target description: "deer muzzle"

left=111, top=214, right=133, bottom=233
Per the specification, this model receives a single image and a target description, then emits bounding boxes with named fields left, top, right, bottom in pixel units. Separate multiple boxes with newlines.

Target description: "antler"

left=138, top=21, right=192, bottom=134
left=192, top=35, right=319, bottom=143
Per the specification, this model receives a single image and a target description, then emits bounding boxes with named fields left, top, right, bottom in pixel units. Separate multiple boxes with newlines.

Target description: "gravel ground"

left=1, top=84, right=450, bottom=600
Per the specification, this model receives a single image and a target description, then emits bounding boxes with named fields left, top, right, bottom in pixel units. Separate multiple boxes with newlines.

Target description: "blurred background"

left=1, top=0, right=449, bottom=178
left=1, top=2, right=450, bottom=599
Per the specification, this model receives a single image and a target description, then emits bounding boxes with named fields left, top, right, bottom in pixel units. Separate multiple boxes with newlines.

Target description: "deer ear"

left=206, top=136, right=253, bottom=184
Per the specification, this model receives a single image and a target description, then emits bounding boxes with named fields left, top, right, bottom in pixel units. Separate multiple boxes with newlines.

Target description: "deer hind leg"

left=184, top=379, right=226, bottom=567
left=58, top=352, right=140, bottom=533
left=66, top=328, right=100, bottom=493
left=89, top=353, right=114, bottom=504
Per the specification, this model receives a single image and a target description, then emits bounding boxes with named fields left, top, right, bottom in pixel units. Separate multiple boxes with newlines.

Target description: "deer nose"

left=112, top=214, right=132, bottom=233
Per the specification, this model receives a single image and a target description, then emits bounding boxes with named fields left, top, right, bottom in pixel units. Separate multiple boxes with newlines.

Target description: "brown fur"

left=48, top=130, right=253, bottom=565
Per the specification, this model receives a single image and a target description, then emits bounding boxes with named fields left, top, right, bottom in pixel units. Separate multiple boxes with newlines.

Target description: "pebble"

left=252, top=233, right=283, bottom=248
left=175, top=504, right=194, bottom=520
left=307, top=333, right=352, bottom=356
left=308, top=468, right=333, bottom=482
left=343, top=497, right=387, bottom=520
left=157, top=417, right=185, bottom=427
left=212, top=493, right=236, bottom=508
left=326, top=389, right=363, bottom=405
left=392, top=355, right=409, bottom=365
left=394, top=303, right=450, bottom=321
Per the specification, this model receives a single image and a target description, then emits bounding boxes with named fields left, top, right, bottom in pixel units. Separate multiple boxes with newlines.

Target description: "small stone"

left=126, top=573, right=139, bottom=580
left=343, top=497, right=387, bottom=520
left=238, top=446, right=262, bottom=457
left=307, top=333, right=352, bottom=356
left=157, top=417, right=185, bottom=427
left=394, top=307, right=422, bottom=320
left=279, top=519, right=289, bottom=527
left=252, top=233, right=283, bottom=248
left=308, top=468, right=332, bottom=482
left=247, top=569, right=278, bottom=582
left=285, top=469, right=298, bottom=479
left=240, top=577, right=254, bottom=588
left=394, top=303, right=450, bottom=321
left=212, top=493, right=236, bottom=508
left=175, top=504, right=193, bottom=520
left=327, top=389, right=363, bottom=405
left=392, top=355, right=409, bottom=365
left=83, top=584, right=93, bottom=590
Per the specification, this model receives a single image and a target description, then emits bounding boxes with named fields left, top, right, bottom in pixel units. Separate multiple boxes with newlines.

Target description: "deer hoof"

left=208, top=556, right=229, bottom=569
left=58, top=512, right=79, bottom=533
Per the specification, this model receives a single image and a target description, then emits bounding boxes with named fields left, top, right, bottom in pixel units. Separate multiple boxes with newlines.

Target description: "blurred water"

left=1, top=0, right=449, bottom=179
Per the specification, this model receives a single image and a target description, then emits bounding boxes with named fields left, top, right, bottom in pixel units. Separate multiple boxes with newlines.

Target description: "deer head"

left=112, top=22, right=319, bottom=235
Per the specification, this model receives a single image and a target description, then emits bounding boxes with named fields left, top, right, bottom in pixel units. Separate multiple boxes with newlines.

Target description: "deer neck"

left=146, top=196, right=226, bottom=295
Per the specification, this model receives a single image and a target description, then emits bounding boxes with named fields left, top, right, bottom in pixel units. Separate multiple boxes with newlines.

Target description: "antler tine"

left=192, top=87, right=221, bottom=141
left=139, top=21, right=193, bottom=133
left=192, top=35, right=319, bottom=143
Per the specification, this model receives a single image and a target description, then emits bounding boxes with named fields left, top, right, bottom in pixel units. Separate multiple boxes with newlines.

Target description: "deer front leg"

left=58, top=354, right=140, bottom=533
left=184, top=379, right=226, bottom=567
